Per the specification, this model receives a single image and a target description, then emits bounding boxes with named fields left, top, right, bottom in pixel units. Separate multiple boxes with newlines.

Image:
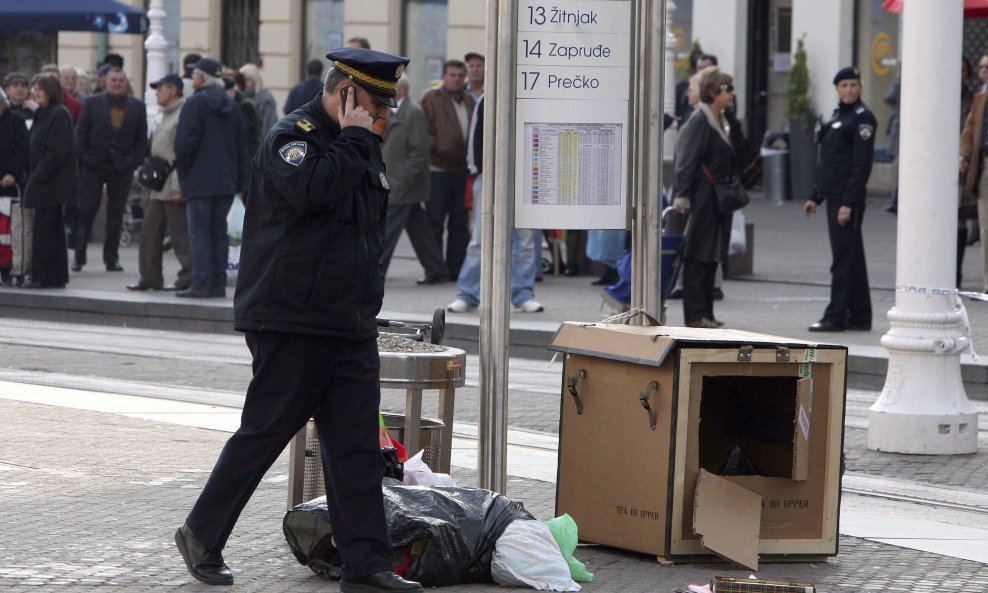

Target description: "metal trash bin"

left=288, top=415, right=445, bottom=507
left=760, top=131, right=790, bottom=203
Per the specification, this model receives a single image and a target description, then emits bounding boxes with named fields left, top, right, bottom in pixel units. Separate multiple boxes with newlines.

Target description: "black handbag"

left=701, top=164, right=750, bottom=214
left=136, top=155, right=172, bottom=191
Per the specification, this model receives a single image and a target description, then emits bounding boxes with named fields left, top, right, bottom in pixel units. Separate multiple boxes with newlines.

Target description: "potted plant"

left=786, top=35, right=816, bottom=202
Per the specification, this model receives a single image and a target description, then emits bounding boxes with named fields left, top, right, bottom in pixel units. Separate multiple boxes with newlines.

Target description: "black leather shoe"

left=667, top=287, right=683, bottom=300
left=712, top=287, right=724, bottom=300
left=210, top=288, right=227, bottom=298
left=106, top=262, right=124, bottom=272
left=174, top=524, right=233, bottom=586
left=126, top=283, right=159, bottom=291
left=847, top=323, right=872, bottom=331
left=415, top=275, right=446, bottom=285
left=176, top=288, right=214, bottom=298
left=340, top=571, right=423, bottom=593
left=70, top=261, right=83, bottom=272
left=808, top=320, right=845, bottom=332
left=591, top=266, right=619, bottom=286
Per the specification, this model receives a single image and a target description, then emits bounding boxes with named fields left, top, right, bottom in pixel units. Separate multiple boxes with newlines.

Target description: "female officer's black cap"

left=325, top=47, right=410, bottom=107
left=833, top=66, right=861, bottom=85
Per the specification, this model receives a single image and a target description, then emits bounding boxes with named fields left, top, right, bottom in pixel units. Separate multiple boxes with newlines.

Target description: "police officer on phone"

left=175, top=48, right=424, bottom=593
left=803, top=66, right=877, bottom=333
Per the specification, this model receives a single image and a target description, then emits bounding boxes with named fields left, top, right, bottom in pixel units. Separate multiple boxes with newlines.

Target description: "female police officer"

left=803, top=66, right=877, bottom=332
left=175, top=48, right=424, bottom=593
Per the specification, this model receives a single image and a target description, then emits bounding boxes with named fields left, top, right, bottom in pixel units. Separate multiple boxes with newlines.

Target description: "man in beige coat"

left=960, top=54, right=988, bottom=292
left=127, top=74, right=191, bottom=291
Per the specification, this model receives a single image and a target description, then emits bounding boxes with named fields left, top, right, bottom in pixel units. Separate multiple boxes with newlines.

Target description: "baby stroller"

left=602, top=202, right=688, bottom=323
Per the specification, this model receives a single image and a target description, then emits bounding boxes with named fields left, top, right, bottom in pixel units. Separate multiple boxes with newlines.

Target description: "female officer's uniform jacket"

left=811, top=98, right=877, bottom=206
left=234, top=93, right=388, bottom=340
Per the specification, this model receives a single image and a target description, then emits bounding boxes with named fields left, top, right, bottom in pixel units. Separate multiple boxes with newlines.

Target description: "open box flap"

left=548, top=322, right=678, bottom=367
left=693, top=469, right=761, bottom=570
left=549, top=322, right=843, bottom=367
left=792, top=378, right=813, bottom=481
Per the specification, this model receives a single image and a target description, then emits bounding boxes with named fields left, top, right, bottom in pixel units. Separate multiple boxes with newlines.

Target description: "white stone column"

left=144, top=0, right=168, bottom=125
left=868, top=0, right=978, bottom=455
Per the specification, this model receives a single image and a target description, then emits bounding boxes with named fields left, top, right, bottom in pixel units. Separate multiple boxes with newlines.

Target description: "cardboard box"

left=549, top=323, right=846, bottom=569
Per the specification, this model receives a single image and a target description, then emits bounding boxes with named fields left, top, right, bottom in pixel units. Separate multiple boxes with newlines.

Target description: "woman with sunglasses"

left=672, top=67, right=737, bottom=328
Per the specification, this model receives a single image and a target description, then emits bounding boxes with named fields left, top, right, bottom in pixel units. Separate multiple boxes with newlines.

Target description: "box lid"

left=549, top=322, right=839, bottom=367
left=693, top=469, right=761, bottom=570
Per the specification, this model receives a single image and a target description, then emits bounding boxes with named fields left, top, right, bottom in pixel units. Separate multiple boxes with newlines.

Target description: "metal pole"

left=478, top=0, right=513, bottom=492
left=630, top=0, right=664, bottom=319
left=868, top=0, right=977, bottom=454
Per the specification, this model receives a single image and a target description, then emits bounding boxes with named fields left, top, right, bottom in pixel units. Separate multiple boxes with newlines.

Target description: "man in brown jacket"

left=959, top=53, right=988, bottom=291
left=419, top=59, right=475, bottom=282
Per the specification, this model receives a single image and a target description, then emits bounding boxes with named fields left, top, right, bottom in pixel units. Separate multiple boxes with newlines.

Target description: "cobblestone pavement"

left=3, top=398, right=988, bottom=593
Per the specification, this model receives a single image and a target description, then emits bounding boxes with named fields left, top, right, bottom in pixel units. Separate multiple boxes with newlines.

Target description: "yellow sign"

left=871, top=32, right=893, bottom=76
left=673, top=27, right=688, bottom=72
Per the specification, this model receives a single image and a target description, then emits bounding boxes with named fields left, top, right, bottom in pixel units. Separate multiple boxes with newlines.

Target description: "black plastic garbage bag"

left=283, top=478, right=534, bottom=586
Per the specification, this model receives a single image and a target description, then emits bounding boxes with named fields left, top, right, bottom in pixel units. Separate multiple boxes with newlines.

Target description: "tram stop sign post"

left=513, top=0, right=633, bottom=230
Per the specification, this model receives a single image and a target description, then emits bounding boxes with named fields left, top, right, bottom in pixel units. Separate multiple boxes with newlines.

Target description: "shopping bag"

left=729, top=210, right=746, bottom=256
left=226, top=195, right=245, bottom=244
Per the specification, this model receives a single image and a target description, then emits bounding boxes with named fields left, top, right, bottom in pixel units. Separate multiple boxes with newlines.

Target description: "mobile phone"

left=340, top=86, right=348, bottom=113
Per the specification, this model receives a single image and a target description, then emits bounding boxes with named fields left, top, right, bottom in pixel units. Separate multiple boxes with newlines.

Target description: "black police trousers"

left=184, top=331, right=392, bottom=580
left=822, top=198, right=872, bottom=328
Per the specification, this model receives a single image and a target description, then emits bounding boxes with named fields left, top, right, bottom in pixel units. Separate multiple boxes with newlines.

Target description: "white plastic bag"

left=491, top=519, right=580, bottom=591
left=728, top=209, right=746, bottom=256
left=401, top=450, right=457, bottom=487
left=227, top=194, right=246, bottom=243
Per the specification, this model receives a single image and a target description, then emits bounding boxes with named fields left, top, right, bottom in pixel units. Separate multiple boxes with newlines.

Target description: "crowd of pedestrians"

left=0, top=42, right=894, bottom=327
left=0, top=52, right=255, bottom=298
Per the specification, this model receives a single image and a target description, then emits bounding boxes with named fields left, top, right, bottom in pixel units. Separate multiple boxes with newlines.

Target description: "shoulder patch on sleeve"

left=858, top=124, right=874, bottom=141
left=278, top=141, right=308, bottom=166
left=295, top=119, right=316, bottom=133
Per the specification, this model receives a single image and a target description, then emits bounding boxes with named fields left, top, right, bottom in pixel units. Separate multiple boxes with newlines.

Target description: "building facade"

left=2, top=0, right=981, bottom=152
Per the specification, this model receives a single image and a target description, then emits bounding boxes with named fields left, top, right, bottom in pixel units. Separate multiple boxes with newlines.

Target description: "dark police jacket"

left=811, top=99, right=877, bottom=207
left=233, top=93, right=388, bottom=340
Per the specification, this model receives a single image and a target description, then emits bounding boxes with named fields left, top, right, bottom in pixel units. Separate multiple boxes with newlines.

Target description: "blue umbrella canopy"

left=0, top=0, right=148, bottom=34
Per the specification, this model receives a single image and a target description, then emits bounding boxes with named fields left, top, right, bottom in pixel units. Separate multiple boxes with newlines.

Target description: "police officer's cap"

left=325, top=47, right=410, bottom=108
left=833, top=66, right=861, bottom=85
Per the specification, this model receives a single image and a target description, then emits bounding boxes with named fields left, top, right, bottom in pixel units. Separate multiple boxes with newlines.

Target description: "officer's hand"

left=339, top=87, right=373, bottom=131
left=1, top=174, right=14, bottom=187
left=803, top=200, right=816, bottom=216
left=837, top=205, right=852, bottom=226
left=960, top=156, right=970, bottom=173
